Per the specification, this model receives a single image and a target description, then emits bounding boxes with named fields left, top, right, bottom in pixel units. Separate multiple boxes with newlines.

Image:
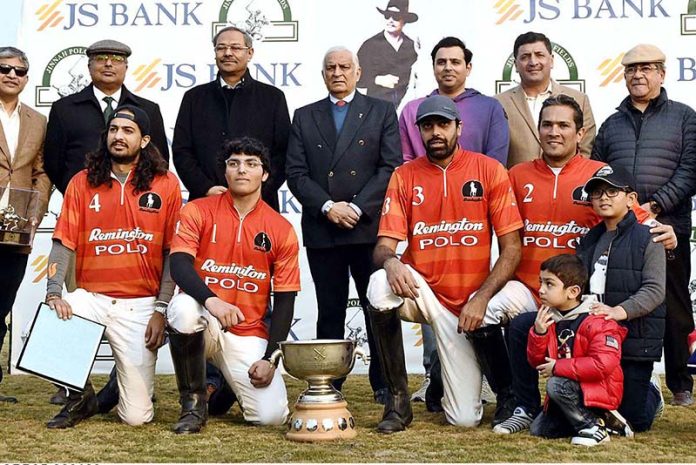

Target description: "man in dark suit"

left=172, top=26, right=290, bottom=210
left=44, top=39, right=169, bottom=194
left=286, top=46, right=402, bottom=401
left=43, top=39, right=168, bottom=409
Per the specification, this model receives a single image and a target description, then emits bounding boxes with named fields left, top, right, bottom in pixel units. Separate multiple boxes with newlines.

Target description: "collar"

left=549, top=295, right=597, bottom=322
left=523, top=80, right=553, bottom=100
left=0, top=100, right=21, bottom=117
left=329, top=90, right=356, bottom=105
left=383, top=30, right=403, bottom=50
left=93, top=85, right=122, bottom=105
left=219, top=74, right=246, bottom=90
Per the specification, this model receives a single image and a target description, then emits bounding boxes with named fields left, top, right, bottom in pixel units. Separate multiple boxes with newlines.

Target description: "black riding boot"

left=46, top=382, right=98, bottom=429
left=169, top=331, right=207, bottom=434
left=469, top=325, right=516, bottom=426
left=367, top=305, right=413, bottom=433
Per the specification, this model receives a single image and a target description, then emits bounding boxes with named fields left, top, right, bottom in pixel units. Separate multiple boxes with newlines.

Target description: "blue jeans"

left=530, top=377, right=599, bottom=438
left=619, top=359, right=659, bottom=432
left=508, top=312, right=541, bottom=414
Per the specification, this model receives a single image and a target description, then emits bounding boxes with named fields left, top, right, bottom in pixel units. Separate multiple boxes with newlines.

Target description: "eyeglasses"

left=0, top=64, right=28, bottom=77
left=226, top=159, right=263, bottom=170
left=589, top=187, right=629, bottom=200
left=624, top=64, right=660, bottom=76
left=215, top=44, right=250, bottom=54
left=92, top=54, right=127, bottom=63
left=384, top=13, right=403, bottom=21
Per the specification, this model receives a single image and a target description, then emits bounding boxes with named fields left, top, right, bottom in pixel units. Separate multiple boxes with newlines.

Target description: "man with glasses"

left=0, top=46, right=52, bottom=403
left=592, top=43, right=696, bottom=408
left=43, top=38, right=169, bottom=410
left=166, top=137, right=300, bottom=433
left=173, top=26, right=290, bottom=210
left=356, top=0, right=419, bottom=109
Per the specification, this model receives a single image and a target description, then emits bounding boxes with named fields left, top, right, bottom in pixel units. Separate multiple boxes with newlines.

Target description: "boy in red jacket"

left=528, top=254, right=627, bottom=446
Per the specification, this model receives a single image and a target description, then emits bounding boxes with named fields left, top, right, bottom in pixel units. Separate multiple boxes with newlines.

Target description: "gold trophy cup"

left=270, top=339, right=367, bottom=442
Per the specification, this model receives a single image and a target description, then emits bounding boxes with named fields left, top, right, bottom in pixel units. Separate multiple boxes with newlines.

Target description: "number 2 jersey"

left=171, top=194, right=301, bottom=339
left=378, top=149, right=523, bottom=316
left=54, top=170, right=182, bottom=298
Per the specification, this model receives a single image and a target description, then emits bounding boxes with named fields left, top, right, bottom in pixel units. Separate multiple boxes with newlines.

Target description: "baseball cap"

left=583, top=165, right=636, bottom=194
left=621, top=44, right=665, bottom=66
left=415, top=95, right=460, bottom=125
left=86, top=39, right=132, bottom=57
left=108, top=105, right=151, bottom=136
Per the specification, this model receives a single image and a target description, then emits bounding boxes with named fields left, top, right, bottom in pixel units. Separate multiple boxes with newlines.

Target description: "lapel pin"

left=358, top=113, right=363, bottom=118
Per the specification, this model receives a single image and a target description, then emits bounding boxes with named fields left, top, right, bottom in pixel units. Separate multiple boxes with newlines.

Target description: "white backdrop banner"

left=10, top=0, right=696, bottom=375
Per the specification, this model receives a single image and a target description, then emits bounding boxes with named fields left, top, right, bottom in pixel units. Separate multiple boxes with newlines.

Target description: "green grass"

left=1, top=371, right=695, bottom=462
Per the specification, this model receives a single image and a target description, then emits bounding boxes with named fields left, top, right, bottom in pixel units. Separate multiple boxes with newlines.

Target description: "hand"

left=46, top=296, right=72, bottom=320
left=590, top=302, right=627, bottom=321
left=375, top=74, right=399, bottom=89
left=534, top=305, right=554, bottom=335
left=457, top=295, right=487, bottom=333
left=649, top=222, right=677, bottom=250
left=204, top=296, right=246, bottom=328
left=206, top=186, right=228, bottom=196
left=144, top=312, right=166, bottom=351
left=384, top=257, right=419, bottom=299
left=640, top=202, right=658, bottom=221
left=536, top=357, right=556, bottom=377
left=248, top=359, right=275, bottom=388
left=326, top=201, right=359, bottom=229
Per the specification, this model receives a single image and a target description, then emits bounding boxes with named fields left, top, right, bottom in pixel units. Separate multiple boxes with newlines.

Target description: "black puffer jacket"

left=591, top=88, right=696, bottom=235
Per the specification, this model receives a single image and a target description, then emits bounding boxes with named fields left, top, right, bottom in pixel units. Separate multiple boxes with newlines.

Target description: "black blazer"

left=172, top=72, right=290, bottom=209
left=44, top=84, right=169, bottom=194
left=286, top=92, right=402, bottom=248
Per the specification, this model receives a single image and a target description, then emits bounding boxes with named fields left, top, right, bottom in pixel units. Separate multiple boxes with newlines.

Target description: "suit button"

left=328, top=171, right=334, bottom=177
left=358, top=140, right=365, bottom=146
left=350, top=170, right=356, bottom=176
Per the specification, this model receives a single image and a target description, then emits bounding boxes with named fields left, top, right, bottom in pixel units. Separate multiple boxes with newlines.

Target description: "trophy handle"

left=269, top=348, right=284, bottom=367
left=352, top=346, right=370, bottom=369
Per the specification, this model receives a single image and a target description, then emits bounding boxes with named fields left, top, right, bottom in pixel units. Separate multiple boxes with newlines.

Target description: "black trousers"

left=664, top=233, right=694, bottom=394
left=0, top=248, right=29, bottom=384
left=307, top=244, right=385, bottom=392
left=619, top=359, right=660, bottom=432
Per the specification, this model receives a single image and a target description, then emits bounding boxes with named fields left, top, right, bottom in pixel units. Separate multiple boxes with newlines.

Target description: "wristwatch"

left=154, top=301, right=168, bottom=317
left=649, top=200, right=662, bottom=215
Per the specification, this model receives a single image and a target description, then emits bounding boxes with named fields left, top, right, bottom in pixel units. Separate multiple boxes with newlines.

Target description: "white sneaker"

left=571, top=422, right=610, bottom=447
left=481, top=377, right=496, bottom=404
left=411, top=376, right=430, bottom=402
left=650, top=373, right=665, bottom=419
left=492, top=406, right=535, bottom=434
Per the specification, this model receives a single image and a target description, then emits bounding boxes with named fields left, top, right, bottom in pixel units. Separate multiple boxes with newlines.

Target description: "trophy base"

left=286, top=400, right=357, bottom=442
left=0, top=230, right=31, bottom=246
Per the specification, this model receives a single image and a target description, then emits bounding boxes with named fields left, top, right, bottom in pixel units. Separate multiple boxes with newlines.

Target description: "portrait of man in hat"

left=356, top=0, right=419, bottom=109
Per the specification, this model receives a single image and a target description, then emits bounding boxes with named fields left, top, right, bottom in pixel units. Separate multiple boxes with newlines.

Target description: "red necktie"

left=336, top=100, right=346, bottom=107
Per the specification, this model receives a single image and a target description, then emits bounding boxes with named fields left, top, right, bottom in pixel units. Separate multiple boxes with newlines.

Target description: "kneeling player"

left=167, top=137, right=300, bottom=434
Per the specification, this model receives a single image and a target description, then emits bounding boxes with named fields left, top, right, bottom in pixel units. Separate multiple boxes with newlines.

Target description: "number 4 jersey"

left=54, top=169, right=182, bottom=298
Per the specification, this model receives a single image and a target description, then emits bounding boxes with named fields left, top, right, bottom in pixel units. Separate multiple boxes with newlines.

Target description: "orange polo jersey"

left=171, top=194, right=300, bottom=339
left=54, top=170, right=182, bottom=298
left=378, top=149, right=523, bottom=316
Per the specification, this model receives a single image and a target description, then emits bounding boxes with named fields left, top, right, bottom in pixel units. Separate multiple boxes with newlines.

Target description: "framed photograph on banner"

left=16, top=303, right=105, bottom=391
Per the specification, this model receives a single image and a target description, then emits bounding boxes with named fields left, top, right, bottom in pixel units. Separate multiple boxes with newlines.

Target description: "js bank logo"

left=493, top=0, right=669, bottom=23
left=31, top=255, right=49, bottom=283
left=683, top=0, right=696, bottom=34
left=132, top=60, right=162, bottom=92
left=212, top=0, right=298, bottom=42
left=34, top=0, right=203, bottom=30
left=495, top=42, right=585, bottom=94
left=597, top=53, right=625, bottom=87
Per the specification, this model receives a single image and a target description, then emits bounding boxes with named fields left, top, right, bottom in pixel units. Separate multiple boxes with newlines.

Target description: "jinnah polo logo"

left=34, top=47, right=89, bottom=107
left=597, top=53, right=626, bottom=87
left=682, top=0, right=696, bottom=34
left=35, top=0, right=66, bottom=31
left=495, top=42, right=585, bottom=94
left=212, top=0, right=299, bottom=42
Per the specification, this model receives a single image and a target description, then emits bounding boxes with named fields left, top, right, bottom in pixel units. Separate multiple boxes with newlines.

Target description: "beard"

left=425, top=136, right=457, bottom=161
left=108, top=144, right=139, bottom=165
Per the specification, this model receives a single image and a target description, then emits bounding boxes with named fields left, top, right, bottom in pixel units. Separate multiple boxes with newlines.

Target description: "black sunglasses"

left=0, top=64, right=28, bottom=77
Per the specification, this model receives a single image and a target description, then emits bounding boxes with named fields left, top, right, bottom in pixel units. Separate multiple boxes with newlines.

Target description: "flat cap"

left=621, top=44, right=665, bottom=66
left=86, top=39, right=132, bottom=57
left=415, top=95, right=460, bottom=125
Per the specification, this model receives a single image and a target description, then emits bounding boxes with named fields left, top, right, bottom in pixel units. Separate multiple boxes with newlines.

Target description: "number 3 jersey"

left=171, top=194, right=301, bottom=339
left=53, top=170, right=183, bottom=298
left=378, top=149, right=522, bottom=315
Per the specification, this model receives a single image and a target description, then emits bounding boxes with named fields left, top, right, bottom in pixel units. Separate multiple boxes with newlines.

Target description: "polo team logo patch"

left=462, top=180, right=483, bottom=201
left=138, top=192, right=162, bottom=212
left=606, top=335, right=620, bottom=350
left=254, top=232, right=272, bottom=252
